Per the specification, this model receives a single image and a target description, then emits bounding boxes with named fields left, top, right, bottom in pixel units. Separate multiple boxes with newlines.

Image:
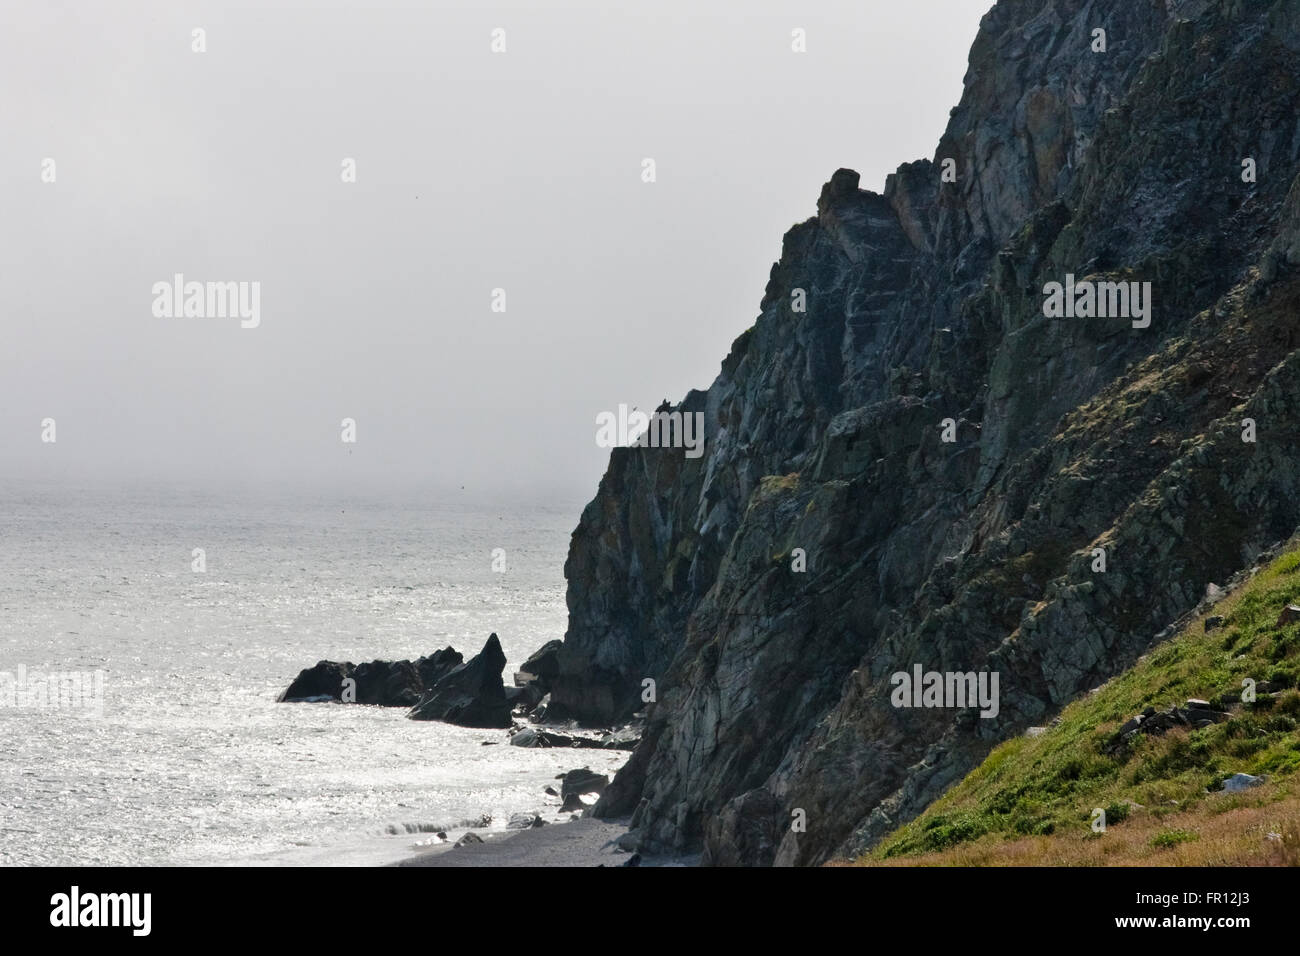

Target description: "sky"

left=0, top=0, right=991, bottom=504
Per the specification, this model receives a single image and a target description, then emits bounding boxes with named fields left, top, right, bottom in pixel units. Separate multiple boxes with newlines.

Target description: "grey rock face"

left=408, top=633, right=511, bottom=729
left=557, top=0, right=1300, bottom=866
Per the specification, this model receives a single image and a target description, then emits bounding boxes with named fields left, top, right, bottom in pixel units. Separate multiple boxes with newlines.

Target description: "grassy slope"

left=852, top=543, right=1300, bottom=866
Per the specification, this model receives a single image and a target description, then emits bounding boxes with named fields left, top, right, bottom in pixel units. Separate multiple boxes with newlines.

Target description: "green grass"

left=1150, top=828, right=1199, bottom=849
left=861, top=538, right=1300, bottom=864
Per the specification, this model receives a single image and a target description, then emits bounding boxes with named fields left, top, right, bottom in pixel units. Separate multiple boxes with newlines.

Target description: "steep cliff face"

left=559, top=0, right=1300, bottom=865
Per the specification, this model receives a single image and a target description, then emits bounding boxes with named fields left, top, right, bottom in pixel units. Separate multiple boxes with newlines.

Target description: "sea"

left=0, top=478, right=626, bottom=866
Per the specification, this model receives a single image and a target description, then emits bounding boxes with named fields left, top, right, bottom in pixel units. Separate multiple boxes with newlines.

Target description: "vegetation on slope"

left=855, top=542, right=1300, bottom=866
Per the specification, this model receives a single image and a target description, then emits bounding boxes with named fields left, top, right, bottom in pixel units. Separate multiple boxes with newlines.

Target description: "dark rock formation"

left=504, top=683, right=545, bottom=711
left=560, top=768, right=609, bottom=800
left=509, top=723, right=641, bottom=750
left=416, top=648, right=465, bottom=690
left=351, top=660, right=423, bottom=706
left=1104, top=699, right=1231, bottom=754
left=550, top=0, right=1300, bottom=865
left=408, top=634, right=511, bottom=728
left=527, top=693, right=571, bottom=723
left=279, top=660, right=355, bottom=703
left=701, top=789, right=783, bottom=868
left=596, top=726, right=641, bottom=750
left=279, top=649, right=462, bottom=706
left=516, top=640, right=562, bottom=690
left=507, top=813, right=546, bottom=829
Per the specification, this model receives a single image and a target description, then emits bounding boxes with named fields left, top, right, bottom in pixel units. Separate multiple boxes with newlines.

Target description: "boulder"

left=1143, top=712, right=1179, bottom=733
left=560, top=793, right=586, bottom=813
left=1204, top=616, right=1225, bottom=632
left=508, top=725, right=636, bottom=749
left=1220, top=773, right=1266, bottom=792
left=515, top=640, right=563, bottom=690
left=509, top=727, right=541, bottom=747
left=507, top=813, right=546, bottom=829
left=1118, top=714, right=1145, bottom=736
left=519, top=727, right=601, bottom=748
left=409, top=634, right=511, bottom=728
left=598, top=726, right=642, bottom=750
left=278, top=660, right=354, bottom=703
left=1276, top=605, right=1300, bottom=627
left=560, top=768, right=609, bottom=800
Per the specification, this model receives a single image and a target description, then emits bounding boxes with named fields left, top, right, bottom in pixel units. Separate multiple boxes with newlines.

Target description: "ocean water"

left=0, top=479, right=625, bottom=866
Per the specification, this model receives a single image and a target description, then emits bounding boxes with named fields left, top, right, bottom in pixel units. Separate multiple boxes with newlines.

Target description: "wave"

left=380, top=815, right=493, bottom=836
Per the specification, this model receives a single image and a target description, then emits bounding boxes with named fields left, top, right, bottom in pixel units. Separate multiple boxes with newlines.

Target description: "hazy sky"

left=1, top=0, right=990, bottom=503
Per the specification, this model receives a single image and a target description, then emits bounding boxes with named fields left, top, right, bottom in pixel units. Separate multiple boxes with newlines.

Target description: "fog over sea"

left=0, top=478, right=625, bottom=866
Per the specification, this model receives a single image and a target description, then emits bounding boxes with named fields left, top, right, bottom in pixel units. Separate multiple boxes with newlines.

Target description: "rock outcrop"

left=279, top=649, right=462, bottom=706
left=408, top=634, right=512, bottom=728
left=551, top=0, right=1300, bottom=865
left=515, top=640, right=562, bottom=692
left=416, top=648, right=466, bottom=691
left=508, top=726, right=641, bottom=750
left=1103, top=700, right=1231, bottom=754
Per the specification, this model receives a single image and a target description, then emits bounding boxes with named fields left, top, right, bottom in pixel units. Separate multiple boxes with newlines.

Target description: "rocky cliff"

left=554, top=0, right=1300, bottom=865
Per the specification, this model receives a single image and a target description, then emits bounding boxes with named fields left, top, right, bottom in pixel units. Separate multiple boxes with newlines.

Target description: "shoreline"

left=393, top=815, right=697, bottom=867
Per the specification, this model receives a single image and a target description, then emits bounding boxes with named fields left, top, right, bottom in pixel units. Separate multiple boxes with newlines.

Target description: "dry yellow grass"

left=847, top=782, right=1300, bottom=867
